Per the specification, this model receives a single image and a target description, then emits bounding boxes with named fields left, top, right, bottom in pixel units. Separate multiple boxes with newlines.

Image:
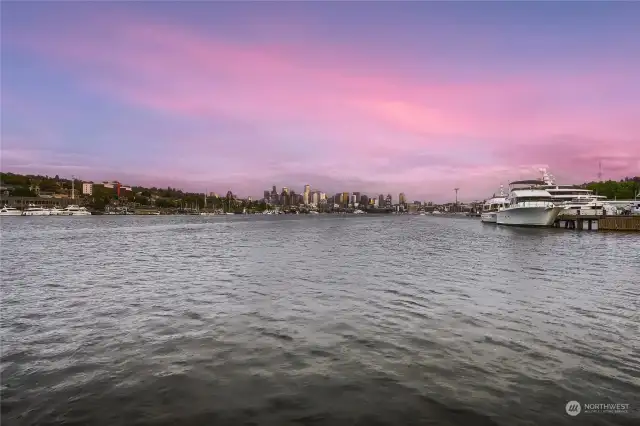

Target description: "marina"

left=479, top=168, right=639, bottom=231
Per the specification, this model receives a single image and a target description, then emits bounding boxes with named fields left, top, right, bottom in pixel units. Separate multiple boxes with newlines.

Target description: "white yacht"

left=60, top=205, right=92, bottom=216
left=0, top=205, right=22, bottom=216
left=496, top=180, right=564, bottom=226
left=536, top=168, right=608, bottom=216
left=48, top=206, right=65, bottom=216
left=481, top=185, right=507, bottom=223
left=22, top=204, right=51, bottom=216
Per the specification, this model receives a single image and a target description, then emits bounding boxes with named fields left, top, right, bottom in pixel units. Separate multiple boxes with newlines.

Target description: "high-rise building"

left=342, top=192, right=350, bottom=206
left=399, top=192, right=406, bottom=205
left=263, top=190, right=270, bottom=202
left=303, top=184, right=310, bottom=205
left=378, top=194, right=384, bottom=207
left=350, top=194, right=357, bottom=206
left=360, top=194, right=368, bottom=206
left=282, top=187, right=289, bottom=194
left=385, top=194, right=392, bottom=207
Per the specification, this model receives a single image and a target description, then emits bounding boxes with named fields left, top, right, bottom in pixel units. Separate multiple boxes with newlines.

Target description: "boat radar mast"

left=538, top=168, right=556, bottom=185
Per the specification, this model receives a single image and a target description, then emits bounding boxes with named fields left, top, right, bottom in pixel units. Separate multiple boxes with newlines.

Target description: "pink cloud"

left=4, top=11, right=639, bottom=199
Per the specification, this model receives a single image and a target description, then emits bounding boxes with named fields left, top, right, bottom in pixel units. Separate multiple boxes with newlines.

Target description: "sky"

left=1, top=1, right=639, bottom=201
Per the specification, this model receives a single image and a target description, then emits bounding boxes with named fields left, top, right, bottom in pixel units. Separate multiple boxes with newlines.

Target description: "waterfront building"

left=399, top=192, right=406, bottom=205
left=360, top=194, right=368, bottom=206
left=311, top=192, right=319, bottom=206
left=82, top=182, right=93, bottom=195
left=378, top=194, right=384, bottom=207
left=385, top=194, right=392, bottom=208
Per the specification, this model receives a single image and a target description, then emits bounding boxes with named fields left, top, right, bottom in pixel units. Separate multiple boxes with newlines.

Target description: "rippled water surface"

left=1, top=215, right=639, bottom=426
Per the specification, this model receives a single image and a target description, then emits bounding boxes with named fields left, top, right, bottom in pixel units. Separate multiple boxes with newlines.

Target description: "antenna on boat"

left=499, top=184, right=504, bottom=197
left=538, top=167, right=555, bottom=185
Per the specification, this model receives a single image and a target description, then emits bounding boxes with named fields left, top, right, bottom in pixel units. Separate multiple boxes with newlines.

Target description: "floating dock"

left=554, top=215, right=640, bottom=231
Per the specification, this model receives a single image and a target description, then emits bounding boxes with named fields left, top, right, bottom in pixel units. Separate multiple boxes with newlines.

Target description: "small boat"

left=22, top=204, right=50, bottom=216
left=48, top=206, right=65, bottom=216
left=60, top=205, right=92, bottom=216
left=0, top=205, right=22, bottom=216
left=481, top=185, right=507, bottom=224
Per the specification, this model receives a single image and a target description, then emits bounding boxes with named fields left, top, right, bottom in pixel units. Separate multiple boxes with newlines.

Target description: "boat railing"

left=509, top=200, right=556, bottom=208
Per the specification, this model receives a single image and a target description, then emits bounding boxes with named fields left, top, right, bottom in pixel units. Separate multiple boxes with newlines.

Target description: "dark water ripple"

left=1, top=215, right=639, bottom=426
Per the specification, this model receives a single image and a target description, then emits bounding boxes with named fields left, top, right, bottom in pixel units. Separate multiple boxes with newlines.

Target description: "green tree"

left=11, top=187, right=37, bottom=197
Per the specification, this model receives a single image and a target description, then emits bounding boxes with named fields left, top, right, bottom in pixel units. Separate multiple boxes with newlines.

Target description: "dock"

left=554, top=215, right=640, bottom=231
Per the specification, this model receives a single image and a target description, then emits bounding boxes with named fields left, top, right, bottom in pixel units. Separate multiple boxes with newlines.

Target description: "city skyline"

left=2, top=2, right=639, bottom=201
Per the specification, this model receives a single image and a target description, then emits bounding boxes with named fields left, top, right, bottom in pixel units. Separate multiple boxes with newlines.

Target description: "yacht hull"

left=481, top=212, right=497, bottom=223
left=496, top=206, right=563, bottom=227
left=22, top=211, right=51, bottom=216
left=0, top=211, right=23, bottom=216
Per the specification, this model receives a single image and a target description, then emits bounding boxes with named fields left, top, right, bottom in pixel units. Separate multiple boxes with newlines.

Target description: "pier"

left=554, top=214, right=640, bottom=231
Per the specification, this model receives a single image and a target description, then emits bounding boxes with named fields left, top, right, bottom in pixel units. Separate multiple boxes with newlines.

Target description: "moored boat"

left=481, top=185, right=507, bottom=224
left=22, top=204, right=50, bottom=216
left=60, top=205, right=92, bottom=216
left=496, top=180, right=563, bottom=226
left=0, top=205, right=22, bottom=216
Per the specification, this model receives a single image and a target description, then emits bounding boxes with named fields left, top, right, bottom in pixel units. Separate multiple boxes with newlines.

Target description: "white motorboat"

left=496, top=180, right=564, bottom=226
left=22, top=204, right=51, bottom=216
left=48, top=206, right=65, bottom=216
left=481, top=185, right=507, bottom=223
left=0, top=205, right=22, bottom=216
left=60, top=205, right=92, bottom=216
left=536, top=168, right=608, bottom=216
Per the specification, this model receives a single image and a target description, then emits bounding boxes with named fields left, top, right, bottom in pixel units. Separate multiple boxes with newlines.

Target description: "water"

left=1, top=215, right=639, bottom=426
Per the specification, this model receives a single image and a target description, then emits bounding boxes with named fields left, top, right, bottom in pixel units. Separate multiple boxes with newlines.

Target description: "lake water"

left=1, top=215, right=638, bottom=426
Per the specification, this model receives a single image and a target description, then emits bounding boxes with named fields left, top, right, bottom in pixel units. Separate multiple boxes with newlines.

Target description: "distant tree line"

left=584, top=176, right=640, bottom=200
